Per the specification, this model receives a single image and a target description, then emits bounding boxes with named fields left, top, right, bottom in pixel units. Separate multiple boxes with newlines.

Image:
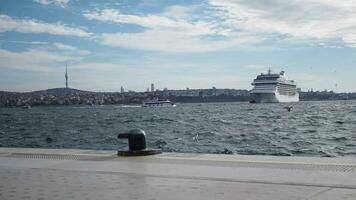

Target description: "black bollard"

left=118, top=129, right=147, bottom=151
left=118, top=129, right=162, bottom=156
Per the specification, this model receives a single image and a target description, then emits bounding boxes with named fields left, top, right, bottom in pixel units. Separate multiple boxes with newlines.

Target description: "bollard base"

left=117, top=149, right=162, bottom=156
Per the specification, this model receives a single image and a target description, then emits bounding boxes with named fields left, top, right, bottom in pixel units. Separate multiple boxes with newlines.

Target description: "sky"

left=1, top=0, right=356, bottom=92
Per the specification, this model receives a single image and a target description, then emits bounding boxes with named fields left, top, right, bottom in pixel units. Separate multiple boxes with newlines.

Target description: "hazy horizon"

left=1, top=0, right=356, bottom=93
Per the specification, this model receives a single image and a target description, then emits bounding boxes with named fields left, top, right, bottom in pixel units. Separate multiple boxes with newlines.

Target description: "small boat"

left=142, top=99, right=176, bottom=107
left=21, top=105, right=32, bottom=109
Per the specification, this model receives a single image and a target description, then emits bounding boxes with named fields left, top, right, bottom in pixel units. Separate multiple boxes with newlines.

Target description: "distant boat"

left=21, top=105, right=31, bottom=109
left=250, top=69, right=299, bottom=103
left=142, top=99, right=176, bottom=107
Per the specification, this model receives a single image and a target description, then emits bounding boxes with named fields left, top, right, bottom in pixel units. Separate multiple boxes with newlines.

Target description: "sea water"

left=1, top=101, right=356, bottom=157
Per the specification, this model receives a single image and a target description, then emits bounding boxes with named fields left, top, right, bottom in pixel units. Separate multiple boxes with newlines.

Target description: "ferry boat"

left=142, top=99, right=176, bottom=107
left=250, top=69, right=299, bottom=103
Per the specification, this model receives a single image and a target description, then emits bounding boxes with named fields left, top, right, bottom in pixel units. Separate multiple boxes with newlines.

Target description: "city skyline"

left=1, top=0, right=356, bottom=92
left=62, top=66, right=339, bottom=93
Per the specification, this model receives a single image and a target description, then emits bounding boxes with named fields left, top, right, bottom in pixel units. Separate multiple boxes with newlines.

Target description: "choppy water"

left=1, top=101, right=356, bottom=157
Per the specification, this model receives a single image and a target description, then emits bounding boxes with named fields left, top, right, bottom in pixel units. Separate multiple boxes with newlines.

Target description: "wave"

left=120, top=105, right=141, bottom=108
left=331, top=136, right=348, bottom=141
left=142, top=118, right=175, bottom=123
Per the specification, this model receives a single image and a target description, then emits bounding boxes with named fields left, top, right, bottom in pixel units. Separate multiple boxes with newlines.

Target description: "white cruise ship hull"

left=251, top=92, right=299, bottom=103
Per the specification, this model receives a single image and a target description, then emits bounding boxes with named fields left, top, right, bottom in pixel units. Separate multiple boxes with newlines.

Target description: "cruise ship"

left=250, top=69, right=299, bottom=103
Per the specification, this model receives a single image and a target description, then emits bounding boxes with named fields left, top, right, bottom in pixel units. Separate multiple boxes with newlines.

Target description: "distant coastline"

left=1, top=88, right=355, bottom=107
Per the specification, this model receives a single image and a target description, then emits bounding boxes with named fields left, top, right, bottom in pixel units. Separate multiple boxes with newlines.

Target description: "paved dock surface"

left=1, top=148, right=356, bottom=200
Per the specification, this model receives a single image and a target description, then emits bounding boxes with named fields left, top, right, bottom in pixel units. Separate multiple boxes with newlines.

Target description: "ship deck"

left=1, top=147, right=356, bottom=200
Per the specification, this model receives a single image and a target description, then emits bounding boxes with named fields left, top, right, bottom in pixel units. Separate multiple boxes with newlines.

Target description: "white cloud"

left=30, top=41, right=49, bottom=45
left=0, top=14, right=90, bottom=37
left=0, top=49, right=80, bottom=72
left=82, top=1, right=356, bottom=50
left=83, top=8, right=217, bottom=36
left=161, top=5, right=199, bottom=20
left=83, top=7, right=257, bottom=52
left=53, top=42, right=91, bottom=55
left=208, top=0, right=356, bottom=47
left=0, top=40, right=49, bottom=45
left=33, top=0, right=69, bottom=8
left=53, top=42, right=77, bottom=50
left=101, top=30, right=256, bottom=53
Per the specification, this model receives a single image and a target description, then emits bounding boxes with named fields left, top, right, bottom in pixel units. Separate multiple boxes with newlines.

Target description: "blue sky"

left=1, top=0, right=356, bottom=92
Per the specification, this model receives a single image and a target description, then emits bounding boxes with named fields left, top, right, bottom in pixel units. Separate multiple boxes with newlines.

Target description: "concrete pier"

left=1, top=147, right=356, bottom=200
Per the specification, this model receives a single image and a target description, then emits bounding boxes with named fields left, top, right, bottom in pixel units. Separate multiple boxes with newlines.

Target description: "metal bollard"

left=118, top=129, right=162, bottom=156
left=118, top=129, right=147, bottom=151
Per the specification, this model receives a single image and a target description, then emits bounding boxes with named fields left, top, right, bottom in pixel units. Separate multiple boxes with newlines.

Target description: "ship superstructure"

left=250, top=69, right=299, bottom=103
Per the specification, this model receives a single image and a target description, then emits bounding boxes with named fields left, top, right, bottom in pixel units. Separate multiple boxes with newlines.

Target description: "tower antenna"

left=65, top=63, right=68, bottom=89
